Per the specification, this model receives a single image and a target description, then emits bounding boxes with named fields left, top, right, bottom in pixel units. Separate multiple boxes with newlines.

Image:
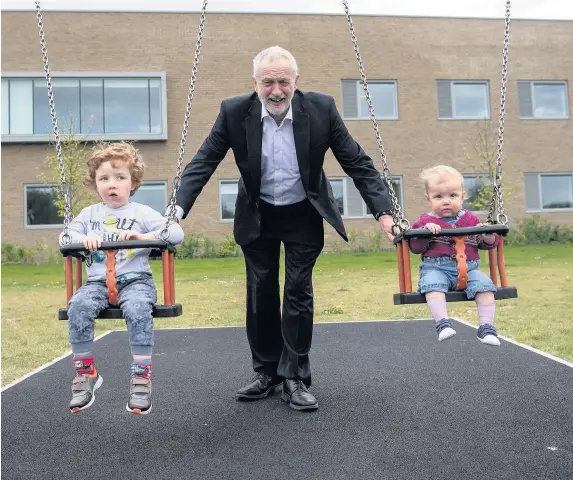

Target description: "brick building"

left=2, top=8, right=572, bottom=247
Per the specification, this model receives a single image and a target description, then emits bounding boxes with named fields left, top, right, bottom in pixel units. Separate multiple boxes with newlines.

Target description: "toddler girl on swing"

left=408, top=165, right=501, bottom=346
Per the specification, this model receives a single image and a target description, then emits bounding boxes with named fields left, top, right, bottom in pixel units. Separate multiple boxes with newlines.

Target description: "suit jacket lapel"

left=245, top=96, right=262, bottom=200
left=292, top=93, right=310, bottom=192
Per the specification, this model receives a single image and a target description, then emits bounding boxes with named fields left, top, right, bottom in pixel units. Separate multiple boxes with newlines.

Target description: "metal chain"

left=342, top=0, right=409, bottom=233
left=161, top=0, right=208, bottom=240
left=487, top=0, right=511, bottom=225
left=35, top=1, right=73, bottom=243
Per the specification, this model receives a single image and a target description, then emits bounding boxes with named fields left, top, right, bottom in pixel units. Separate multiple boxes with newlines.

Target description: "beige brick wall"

left=2, top=12, right=572, bottom=247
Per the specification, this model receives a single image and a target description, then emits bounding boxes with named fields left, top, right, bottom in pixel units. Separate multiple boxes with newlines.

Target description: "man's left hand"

left=378, top=214, right=395, bottom=242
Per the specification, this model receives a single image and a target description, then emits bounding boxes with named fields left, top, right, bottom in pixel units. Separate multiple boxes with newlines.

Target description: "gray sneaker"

left=70, top=373, right=103, bottom=413
left=126, top=376, right=152, bottom=415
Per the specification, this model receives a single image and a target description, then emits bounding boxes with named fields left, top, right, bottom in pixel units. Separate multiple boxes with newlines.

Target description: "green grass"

left=2, top=244, right=572, bottom=385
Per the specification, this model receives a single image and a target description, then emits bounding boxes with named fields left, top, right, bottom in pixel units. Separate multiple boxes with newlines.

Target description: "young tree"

left=463, top=119, right=512, bottom=214
left=38, top=122, right=99, bottom=219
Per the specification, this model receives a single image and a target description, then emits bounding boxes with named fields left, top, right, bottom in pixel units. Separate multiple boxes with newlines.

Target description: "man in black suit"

left=175, top=46, right=394, bottom=411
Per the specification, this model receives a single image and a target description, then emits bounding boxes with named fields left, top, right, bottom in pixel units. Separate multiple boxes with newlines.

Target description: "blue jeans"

left=418, top=257, right=496, bottom=299
left=67, top=273, right=157, bottom=355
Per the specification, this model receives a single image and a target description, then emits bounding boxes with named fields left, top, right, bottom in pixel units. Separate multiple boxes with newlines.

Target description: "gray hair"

left=253, top=46, right=299, bottom=78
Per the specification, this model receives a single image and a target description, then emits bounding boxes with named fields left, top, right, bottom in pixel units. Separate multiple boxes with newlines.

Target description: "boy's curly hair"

left=84, top=141, right=145, bottom=195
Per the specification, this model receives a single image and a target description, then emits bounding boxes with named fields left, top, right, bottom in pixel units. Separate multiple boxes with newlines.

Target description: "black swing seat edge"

left=60, top=240, right=176, bottom=257
left=393, top=224, right=510, bottom=244
left=393, top=286, right=518, bottom=305
left=58, top=304, right=183, bottom=320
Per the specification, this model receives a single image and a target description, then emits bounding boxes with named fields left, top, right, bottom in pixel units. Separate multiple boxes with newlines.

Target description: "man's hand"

left=378, top=214, right=395, bottom=242
left=481, top=233, right=496, bottom=244
left=425, top=223, right=441, bottom=235
left=82, top=234, right=102, bottom=252
left=116, top=231, right=155, bottom=242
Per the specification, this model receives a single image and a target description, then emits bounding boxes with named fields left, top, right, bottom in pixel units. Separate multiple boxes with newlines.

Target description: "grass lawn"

left=2, top=244, right=572, bottom=385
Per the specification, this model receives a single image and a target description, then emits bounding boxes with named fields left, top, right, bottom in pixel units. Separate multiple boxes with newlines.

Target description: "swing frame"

left=34, top=0, right=208, bottom=319
left=343, top=0, right=517, bottom=305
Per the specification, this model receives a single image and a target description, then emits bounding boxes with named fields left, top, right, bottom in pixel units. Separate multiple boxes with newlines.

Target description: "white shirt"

left=174, top=100, right=307, bottom=220
left=259, top=102, right=306, bottom=206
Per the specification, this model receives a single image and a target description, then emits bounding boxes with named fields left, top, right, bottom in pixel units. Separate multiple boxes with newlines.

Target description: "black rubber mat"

left=2, top=320, right=572, bottom=479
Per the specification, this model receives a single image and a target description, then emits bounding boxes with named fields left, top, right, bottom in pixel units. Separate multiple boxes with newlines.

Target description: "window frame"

left=1, top=72, right=168, bottom=143
left=462, top=174, right=491, bottom=214
left=329, top=175, right=404, bottom=219
left=438, top=80, right=491, bottom=120
left=219, top=180, right=239, bottom=223
left=341, top=79, right=399, bottom=120
left=131, top=181, right=169, bottom=214
left=24, top=183, right=64, bottom=229
left=522, top=80, right=570, bottom=120
left=526, top=172, right=573, bottom=213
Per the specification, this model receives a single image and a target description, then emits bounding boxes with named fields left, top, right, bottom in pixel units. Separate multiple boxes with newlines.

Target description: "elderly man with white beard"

left=175, top=46, right=394, bottom=411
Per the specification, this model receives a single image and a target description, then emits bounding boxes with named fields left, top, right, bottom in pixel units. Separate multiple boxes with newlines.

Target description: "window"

left=518, top=81, right=569, bottom=119
left=131, top=182, right=168, bottom=214
left=463, top=175, right=491, bottom=212
left=2, top=73, right=167, bottom=142
left=220, top=181, right=239, bottom=221
left=525, top=173, right=573, bottom=211
left=330, top=176, right=404, bottom=218
left=437, top=80, right=490, bottom=119
left=341, top=80, right=398, bottom=119
left=217, top=177, right=404, bottom=221
left=24, top=184, right=64, bottom=227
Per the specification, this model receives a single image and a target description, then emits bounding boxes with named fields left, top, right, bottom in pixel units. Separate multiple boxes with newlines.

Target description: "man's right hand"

left=165, top=205, right=185, bottom=222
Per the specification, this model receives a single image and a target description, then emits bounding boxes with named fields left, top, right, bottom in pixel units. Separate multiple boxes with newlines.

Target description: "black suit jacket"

left=176, top=90, right=392, bottom=246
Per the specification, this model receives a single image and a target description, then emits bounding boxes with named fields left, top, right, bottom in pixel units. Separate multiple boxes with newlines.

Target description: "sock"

left=427, top=297, right=449, bottom=322
left=131, top=358, right=152, bottom=380
left=477, top=303, right=496, bottom=325
left=72, top=352, right=96, bottom=377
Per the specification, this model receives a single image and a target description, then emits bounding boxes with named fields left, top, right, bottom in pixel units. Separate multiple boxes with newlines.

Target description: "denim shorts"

left=418, top=257, right=497, bottom=299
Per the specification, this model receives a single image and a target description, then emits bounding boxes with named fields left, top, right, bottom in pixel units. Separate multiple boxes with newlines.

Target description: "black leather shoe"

left=236, top=372, right=282, bottom=400
left=281, top=379, right=318, bottom=411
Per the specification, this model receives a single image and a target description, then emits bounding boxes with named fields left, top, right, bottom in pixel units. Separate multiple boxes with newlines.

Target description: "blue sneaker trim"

left=435, top=318, right=454, bottom=334
left=477, top=324, right=498, bottom=339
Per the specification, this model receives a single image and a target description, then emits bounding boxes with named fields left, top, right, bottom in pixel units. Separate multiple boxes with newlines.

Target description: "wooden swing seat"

left=393, top=225, right=518, bottom=306
left=58, top=240, right=182, bottom=320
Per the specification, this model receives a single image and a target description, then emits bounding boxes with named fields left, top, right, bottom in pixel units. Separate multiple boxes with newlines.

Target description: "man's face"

left=252, top=58, right=299, bottom=117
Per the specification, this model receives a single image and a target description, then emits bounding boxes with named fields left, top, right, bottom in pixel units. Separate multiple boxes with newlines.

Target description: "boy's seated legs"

left=118, top=275, right=157, bottom=415
left=67, top=282, right=108, bottom=413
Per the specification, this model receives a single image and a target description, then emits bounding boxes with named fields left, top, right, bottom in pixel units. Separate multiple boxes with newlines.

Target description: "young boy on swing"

left=408, top=165, right=501, bottom=346
left=58, top=142, right=184, bottom=414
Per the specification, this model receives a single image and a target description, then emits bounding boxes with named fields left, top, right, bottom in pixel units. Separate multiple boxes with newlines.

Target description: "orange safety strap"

left=453, top=236, right=468, bottom=290
left=105, top=250, right=119, bottom=305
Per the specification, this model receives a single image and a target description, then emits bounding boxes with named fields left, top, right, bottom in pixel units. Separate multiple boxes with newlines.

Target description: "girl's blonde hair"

left=420, top=165, right=464, bottom=192
left=84, top=141, right=145, bottom=195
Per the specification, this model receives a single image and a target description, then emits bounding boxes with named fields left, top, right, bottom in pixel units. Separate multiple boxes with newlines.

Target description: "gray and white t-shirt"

left=59, top=202, right=184, bottom=281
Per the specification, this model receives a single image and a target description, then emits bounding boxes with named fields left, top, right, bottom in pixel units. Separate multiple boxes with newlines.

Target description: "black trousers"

left=241, top=199, right=324, bottom=386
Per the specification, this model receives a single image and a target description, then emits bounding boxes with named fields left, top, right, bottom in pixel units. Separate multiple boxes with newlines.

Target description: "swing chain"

left=162, top=0, right=208, bottom=240
left=488, top=0, right=511, bottom=226
left=36, top=1, right=73, bottom=244
left=342, top=1, right=409, bottom=233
